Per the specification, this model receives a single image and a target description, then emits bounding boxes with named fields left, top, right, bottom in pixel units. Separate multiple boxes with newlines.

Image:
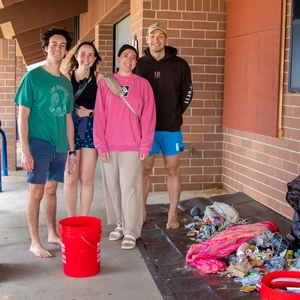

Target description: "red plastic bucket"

left=260, top=271, right=300, bottom=299
left=59, top=216, right=102, bottom=278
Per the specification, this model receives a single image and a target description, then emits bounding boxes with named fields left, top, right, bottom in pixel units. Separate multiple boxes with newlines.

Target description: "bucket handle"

left=80, top=236, right=98, bottom=250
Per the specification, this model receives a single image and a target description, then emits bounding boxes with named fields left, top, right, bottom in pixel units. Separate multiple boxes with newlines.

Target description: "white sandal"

left=109, top=227, right=124, bottom=241
left=121, top=235, right=136, bottom=250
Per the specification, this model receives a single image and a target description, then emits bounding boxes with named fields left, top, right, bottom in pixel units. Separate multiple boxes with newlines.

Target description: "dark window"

left=295, top=0, right=300, bottom=19
left=113, top=15, right=130, bottom=73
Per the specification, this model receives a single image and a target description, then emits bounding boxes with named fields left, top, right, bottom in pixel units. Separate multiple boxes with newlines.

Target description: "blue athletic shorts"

left=26, top=138, right=67, bottom=184
left=149, top=131, right=184, bottom=156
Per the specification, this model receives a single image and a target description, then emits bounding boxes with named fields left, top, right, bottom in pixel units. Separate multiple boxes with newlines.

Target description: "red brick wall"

left=95, top=24, right=114, bottom=75
left=0, top=39, right=18, bottom=171
left=222, top=0, right=297, bottom=220
left=131, top=0, right=227, bottom=192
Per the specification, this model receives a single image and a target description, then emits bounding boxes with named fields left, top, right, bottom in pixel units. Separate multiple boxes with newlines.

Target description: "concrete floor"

left=0, top=160, right=195, bottom=300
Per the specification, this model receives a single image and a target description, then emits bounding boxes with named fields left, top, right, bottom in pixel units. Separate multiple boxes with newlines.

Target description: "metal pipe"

left=277, top=0, right=287, bottom=139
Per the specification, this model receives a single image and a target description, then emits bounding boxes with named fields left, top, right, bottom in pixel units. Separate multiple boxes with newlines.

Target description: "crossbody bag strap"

left=119, top=94, right=140, bottom=122
left=102, top=76, right=140, bottom=122
left=73, top=71, right=93, bottom=102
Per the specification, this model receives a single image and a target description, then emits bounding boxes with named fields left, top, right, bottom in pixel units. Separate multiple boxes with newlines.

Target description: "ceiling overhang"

left=0, top=0, right=88, bottom=66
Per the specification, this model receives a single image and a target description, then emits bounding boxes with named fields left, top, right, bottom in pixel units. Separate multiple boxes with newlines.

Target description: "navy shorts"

left=149, top=131, right=184, bottom=156
left=74, top=117, right=95, bottom=150
left=26, top=138, right=67, bottom=184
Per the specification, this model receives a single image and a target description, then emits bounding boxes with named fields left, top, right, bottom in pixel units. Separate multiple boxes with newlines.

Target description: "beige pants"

left=100, top=151, right=143, bottom=239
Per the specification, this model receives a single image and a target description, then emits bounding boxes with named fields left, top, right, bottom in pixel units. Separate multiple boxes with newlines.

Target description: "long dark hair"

left=40, top=27, right=73, bottom=55
left=66, top=41, right=102, bottom=73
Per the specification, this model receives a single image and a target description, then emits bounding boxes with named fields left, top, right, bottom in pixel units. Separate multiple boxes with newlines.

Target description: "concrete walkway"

left=0, top=160, right=197, bottom=300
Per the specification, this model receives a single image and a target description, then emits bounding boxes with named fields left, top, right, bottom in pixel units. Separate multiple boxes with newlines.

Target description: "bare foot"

left=30, top=244, right=53, bottom=258
left=166, top=216, right=180, bottom=229
left=48, top=234, right=61, bottom=245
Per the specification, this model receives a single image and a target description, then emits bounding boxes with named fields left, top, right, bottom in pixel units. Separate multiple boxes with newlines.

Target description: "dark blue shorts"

left=74, top=117, right=95, bottom=150
left=26, top=138, right=67, bottom=184
left=149, top=131, right=184, bottom=156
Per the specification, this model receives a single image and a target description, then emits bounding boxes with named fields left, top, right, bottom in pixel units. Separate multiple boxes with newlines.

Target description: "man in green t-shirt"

left=14, top=27, right=76, bottom=258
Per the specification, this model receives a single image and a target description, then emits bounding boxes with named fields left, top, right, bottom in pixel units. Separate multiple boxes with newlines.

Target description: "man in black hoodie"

left=135, top=23, right=193, bottom=229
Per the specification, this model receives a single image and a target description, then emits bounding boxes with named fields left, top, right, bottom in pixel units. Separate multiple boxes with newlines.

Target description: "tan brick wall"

left=95, top=24, right=114, bottom=75
left=0, top=39, right=18, bottom=171
left=222, top=0, right=297, bottom=220
left=131, top=0, right=227, bottom=192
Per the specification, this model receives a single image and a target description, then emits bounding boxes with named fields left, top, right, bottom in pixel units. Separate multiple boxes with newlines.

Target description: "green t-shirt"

left=14, top=66, right=73, bottom=153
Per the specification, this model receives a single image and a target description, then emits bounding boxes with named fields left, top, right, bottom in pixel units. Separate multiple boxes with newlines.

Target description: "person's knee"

left=142, top=156, right=155, bottom=175
left=44, top=182, right=58, bottom=198
left=44, top=188, right=56, bottom=198
left=28, top=184, right=45, bottom=201
left=80, top=176, right=94, bottom=187
left=165, top=164, right=180, bottom=176
left=28, top=190, right=44, bottom=202
left=142, top=167, right=152, bottom=177
left=65, top=175, right=79, bottom=188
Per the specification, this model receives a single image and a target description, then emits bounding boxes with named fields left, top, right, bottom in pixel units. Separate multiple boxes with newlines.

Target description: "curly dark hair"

left=65, top=41, right=102, bottom=73
left=40, top=27, right=73, bottom=56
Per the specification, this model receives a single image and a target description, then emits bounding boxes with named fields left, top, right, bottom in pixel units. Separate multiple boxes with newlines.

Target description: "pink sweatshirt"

left=93, top=73, right=156, bottom=156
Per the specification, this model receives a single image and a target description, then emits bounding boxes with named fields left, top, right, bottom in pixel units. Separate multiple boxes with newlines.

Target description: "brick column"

left=0, top=38, right=20, bottom=171
left=95, top=24, right=114, bottom=75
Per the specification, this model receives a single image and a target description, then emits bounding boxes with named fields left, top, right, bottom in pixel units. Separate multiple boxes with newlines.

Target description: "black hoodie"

left=135, top=46, right=193, bottom=132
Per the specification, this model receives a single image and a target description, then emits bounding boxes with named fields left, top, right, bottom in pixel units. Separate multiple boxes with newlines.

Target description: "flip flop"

left=109, top=227, right=124, bottom=241
left=121, top=235, right=136, bottom=250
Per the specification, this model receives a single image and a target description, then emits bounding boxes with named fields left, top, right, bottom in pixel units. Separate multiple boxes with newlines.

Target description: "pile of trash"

left=221, top=232, right=299, bottom=293
left=185, top=201, right=300, bottom=294
left=185, top=202, right=243, bottom=242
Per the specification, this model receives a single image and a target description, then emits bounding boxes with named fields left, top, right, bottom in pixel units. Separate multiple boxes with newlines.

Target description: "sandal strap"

left=123, top=234, right=136, bottom=242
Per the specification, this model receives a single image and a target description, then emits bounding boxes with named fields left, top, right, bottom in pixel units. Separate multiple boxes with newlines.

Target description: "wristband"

left=69, top=150, right=76, bottom=156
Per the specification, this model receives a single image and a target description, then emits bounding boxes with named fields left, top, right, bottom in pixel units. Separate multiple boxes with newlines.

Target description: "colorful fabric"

left=186, top=221, right=279, bottom=274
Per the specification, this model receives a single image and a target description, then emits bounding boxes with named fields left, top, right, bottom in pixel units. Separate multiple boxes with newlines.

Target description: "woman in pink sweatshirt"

left=93, top=44, right=156, bottom=250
